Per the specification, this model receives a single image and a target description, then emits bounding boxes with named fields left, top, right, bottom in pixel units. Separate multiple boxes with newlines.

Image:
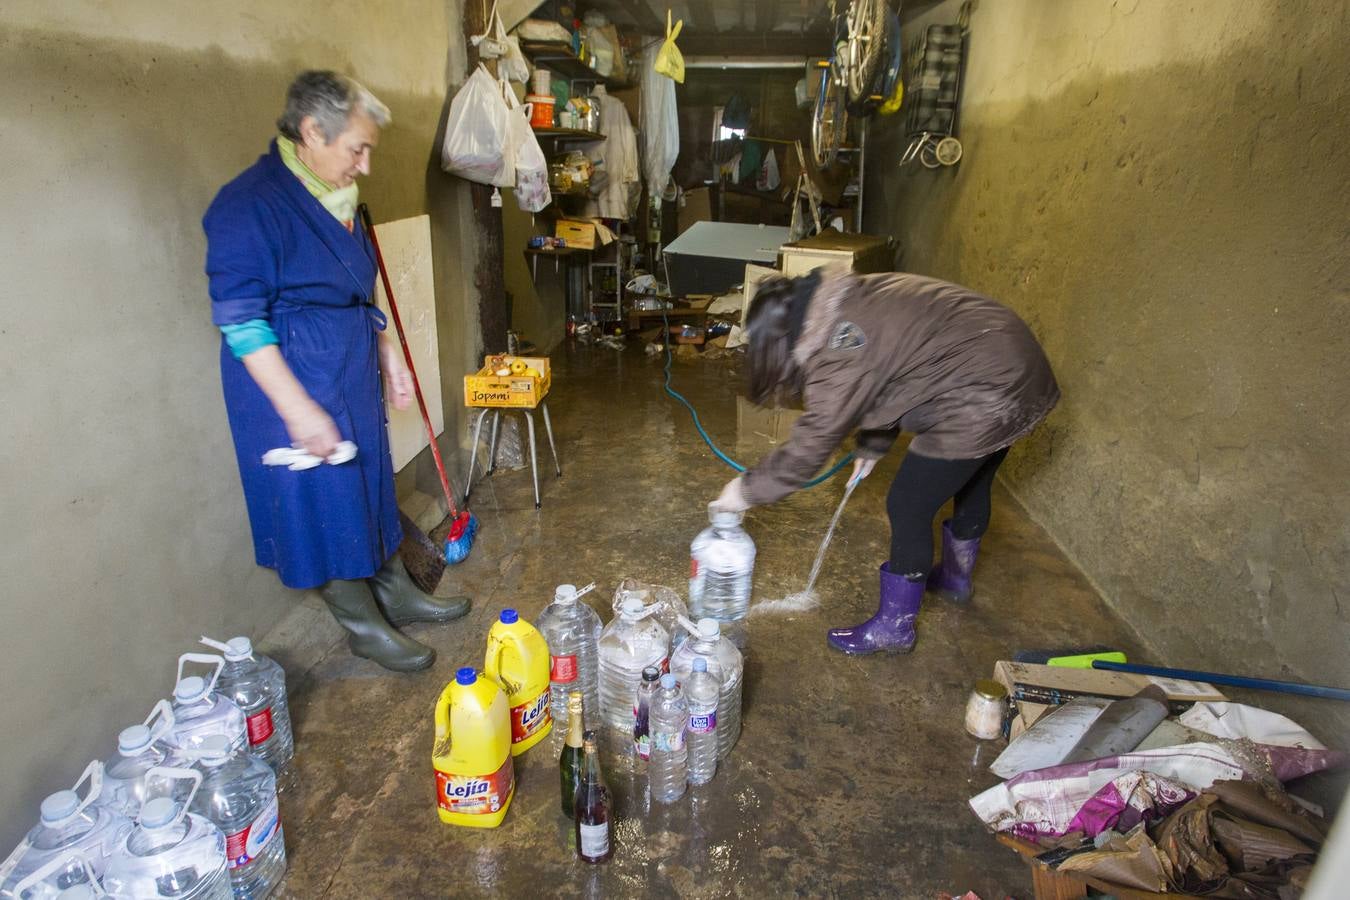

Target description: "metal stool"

left=463, top=401, right=561, bottom=509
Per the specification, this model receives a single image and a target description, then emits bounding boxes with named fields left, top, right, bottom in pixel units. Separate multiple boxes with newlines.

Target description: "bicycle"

left=811, top=0, right=899, bottom=170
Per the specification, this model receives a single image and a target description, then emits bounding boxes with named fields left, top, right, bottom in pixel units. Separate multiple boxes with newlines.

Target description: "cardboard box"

left=737, top=396, right=802, bottom=445
left=463, top=355, right=552, bottom=408
left=554, top=218, right=616, bottom=251
left=993, top=660, right=1226, bottom=738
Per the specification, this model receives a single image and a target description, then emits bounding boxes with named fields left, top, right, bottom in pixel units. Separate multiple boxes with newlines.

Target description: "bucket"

left=432, top=667, right=514, bottom=828
left=525, top=94, right=555, bottom=129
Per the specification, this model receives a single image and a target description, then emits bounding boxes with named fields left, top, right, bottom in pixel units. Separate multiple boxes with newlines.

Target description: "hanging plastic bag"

left=508, top=88, right=552, bottom=212
left=653, top=10, right=685, bottom=83
left=440, top=64, right=513, bottom=186
left=641, top=43, right=679, bottom=197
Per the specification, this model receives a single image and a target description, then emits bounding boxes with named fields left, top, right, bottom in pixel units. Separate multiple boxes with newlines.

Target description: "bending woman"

left=713, top=270, right=1059, bottom=655
left=203, top=71, right=469, bottom=672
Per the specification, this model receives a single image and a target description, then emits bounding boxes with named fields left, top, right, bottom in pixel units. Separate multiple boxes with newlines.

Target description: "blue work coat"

left=203, top=141, right=401, bottom=589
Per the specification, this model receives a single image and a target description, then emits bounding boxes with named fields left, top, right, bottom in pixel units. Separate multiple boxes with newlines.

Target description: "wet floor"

left=271, top=342, right=1157, bottom=898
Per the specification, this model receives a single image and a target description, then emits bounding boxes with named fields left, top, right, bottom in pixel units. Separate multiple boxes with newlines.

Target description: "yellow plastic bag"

left=653, top=10, right=685, bottom=83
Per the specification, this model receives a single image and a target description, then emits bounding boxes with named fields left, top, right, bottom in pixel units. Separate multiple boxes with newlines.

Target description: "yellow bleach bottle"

left=484, top=608, right=553, bottom=755
left=432, top=666, right=514, bottom=828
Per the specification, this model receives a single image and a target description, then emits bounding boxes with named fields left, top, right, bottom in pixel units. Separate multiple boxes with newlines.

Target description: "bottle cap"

left=567, top=691, right=583, bottom=710
left=692, top=658, right=708, bottom=673
left=697, top=618, right=721, bottom=640
left=197, top=734, right=233, bottom=766
left=173, top=676, right=208, bottom=703
left=456, top=667, right=477, bottom=686
left=641, top=665, right=661, bottom=681
left=40, top=791, right=80, bottom=825
left=659, top=673, right=677, bottom=690
left=139, top=797, right=178, bottom=830
left=554, top=584, right=578, bottom=602
left=620, top=597, right=646, bottom=618
left=118, top=724, right=153, bottom=755
left=223, top=637, right=253, bottom=661
left=499, top=609, right=519, bottom=624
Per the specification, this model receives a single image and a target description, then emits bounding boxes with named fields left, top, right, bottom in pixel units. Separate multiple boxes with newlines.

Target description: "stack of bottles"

left=1, top=635, right=294, bottom=899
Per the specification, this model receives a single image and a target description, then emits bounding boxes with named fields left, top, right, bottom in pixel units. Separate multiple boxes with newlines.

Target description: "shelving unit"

left=520, top=41, right=631, bottom=88
left=531, top=127, right=605, bottom=143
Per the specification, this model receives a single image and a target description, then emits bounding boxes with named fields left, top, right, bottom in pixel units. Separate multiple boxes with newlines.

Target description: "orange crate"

left=463, top=355, right=552, bottom=408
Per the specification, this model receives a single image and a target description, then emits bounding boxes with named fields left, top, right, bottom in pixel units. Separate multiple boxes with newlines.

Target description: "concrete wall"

left=867, top=1, right=1350, bottom=700
left=0, top=0, right=478, bottom=848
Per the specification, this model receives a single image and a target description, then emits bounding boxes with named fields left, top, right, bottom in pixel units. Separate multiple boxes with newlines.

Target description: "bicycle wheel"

left=845, top=0, right=888, bottom=106
left=812, top=65, right=848, bottom=169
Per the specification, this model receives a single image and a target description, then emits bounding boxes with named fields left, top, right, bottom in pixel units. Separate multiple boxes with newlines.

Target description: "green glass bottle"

left=558, top=691, right=585, bottom=816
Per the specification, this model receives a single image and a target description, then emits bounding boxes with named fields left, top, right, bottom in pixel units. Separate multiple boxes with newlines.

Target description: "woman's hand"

left=379, top=334, right=413, bottom=410
left=850, top=456, right=877, bottom=486
left=284, top=401, right=342, bottom=458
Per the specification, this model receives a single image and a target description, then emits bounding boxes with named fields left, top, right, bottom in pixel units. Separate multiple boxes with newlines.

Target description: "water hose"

left=659, top=308, right=853, bottom=488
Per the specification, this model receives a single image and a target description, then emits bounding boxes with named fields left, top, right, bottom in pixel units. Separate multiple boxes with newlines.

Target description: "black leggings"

left=886, top=448, right=1009, bottom=577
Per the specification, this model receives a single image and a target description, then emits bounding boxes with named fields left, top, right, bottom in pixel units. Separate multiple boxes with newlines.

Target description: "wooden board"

left=369, top=215, right=443, bottom=471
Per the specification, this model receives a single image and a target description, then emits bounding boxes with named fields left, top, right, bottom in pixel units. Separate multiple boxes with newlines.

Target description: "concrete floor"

left=270, top=343, right=1162, bottom=898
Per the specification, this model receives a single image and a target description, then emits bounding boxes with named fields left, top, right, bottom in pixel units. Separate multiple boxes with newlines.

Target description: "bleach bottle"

left=483, top=609, right=553, bottom=755
left=433, top=667, right=515, bottom=828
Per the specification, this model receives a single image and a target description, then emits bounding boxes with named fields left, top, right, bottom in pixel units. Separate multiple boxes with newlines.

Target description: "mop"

left=751, top=477, right=859, bottom=617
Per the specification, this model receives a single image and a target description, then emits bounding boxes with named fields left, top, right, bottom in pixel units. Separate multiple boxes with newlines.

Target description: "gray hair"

left=276, top=71, right=391, bottom=143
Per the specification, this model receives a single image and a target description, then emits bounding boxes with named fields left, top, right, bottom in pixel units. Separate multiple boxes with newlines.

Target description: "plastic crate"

left=463, top=355, right=552, bottom=408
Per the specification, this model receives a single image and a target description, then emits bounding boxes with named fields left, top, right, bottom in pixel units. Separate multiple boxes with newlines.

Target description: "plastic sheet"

left=641, top=43, right=679, bottom=198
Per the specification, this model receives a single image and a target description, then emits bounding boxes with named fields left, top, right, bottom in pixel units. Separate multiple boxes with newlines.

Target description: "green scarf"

left=277, top=134, right=359, bottom=224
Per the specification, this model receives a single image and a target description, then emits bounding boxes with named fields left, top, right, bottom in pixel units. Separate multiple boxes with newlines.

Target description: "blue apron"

left=203, top=142, right=401, bottom=589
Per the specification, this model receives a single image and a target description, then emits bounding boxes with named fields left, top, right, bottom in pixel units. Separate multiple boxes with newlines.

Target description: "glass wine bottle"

left=574, top=730, right=613, bottom=864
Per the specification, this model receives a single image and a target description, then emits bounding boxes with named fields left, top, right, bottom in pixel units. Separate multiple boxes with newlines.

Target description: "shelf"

left=532, top=127, right=605, bottom=143
left=521, top=41, right=628, bottom=87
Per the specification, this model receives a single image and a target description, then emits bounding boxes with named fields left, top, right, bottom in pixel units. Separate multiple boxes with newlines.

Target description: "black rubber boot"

left=368, top=556, right=471, bottom=627
left=319, top=579, right=436, bottom=672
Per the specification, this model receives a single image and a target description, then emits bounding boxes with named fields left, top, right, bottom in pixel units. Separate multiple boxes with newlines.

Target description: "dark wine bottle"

left=574, top=730, right=613, bottom=863
left=558, top=692, right=585, bottom=816
left=633, top=665, right=661, bottom=760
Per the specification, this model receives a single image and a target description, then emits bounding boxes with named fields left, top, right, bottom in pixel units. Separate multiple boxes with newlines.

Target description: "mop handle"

left=1092, top=660, right=1350, bottom=702
left=358, top=204, right=460, bottom=518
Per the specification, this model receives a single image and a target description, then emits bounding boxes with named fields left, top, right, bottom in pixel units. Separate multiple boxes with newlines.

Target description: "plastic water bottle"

left=102, top=768, right=232, bottom=900
left=535, top=585, right=603, bottom=732
left=0, top=762, right=131, bottom=896
left=189, top=736, right=286, bottom=899
left=166, top=655, right=247, bottom=761
left=2, top=849, right=105, bottom=900
left=649, top=674, right=687, bottom=803
left=102, top=701, right=175, bottom=819
left=631, top=666, right=661, bottom=761
left=670, top=617, right=744, bottom=759
left=684, top=658, right=720, bottom=786
left=200, top=637, right=294, bottom=789
left=597, top=597, right=669, bottom=733
left=688, top=506, right=756, bottom=647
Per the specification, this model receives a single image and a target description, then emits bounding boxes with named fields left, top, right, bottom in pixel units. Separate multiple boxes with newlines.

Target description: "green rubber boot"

left=319, top=579, right=436, bottom=673
left=368, top=556, right=471, bottom=627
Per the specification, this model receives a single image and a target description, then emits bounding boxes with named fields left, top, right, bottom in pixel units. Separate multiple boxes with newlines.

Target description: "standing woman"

left=203, top=71, right=469, bottom=672
left=713, top=270, right=1059, bottom=655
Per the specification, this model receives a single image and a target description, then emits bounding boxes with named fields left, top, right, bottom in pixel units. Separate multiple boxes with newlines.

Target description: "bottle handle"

left=176, top=652, right=225, bottom=697
left=485, top=636, right=520, bottom=696
left=141, top=766, right=203, bottom=827
left=13, top=851, right=105, bottom=897
left=677, top=615, right=700, bottom=637
left=58, top=760, right=105, bottom=826
left=198, top=635, right=248, bottom=658
left=143, top=699, right=176, bottom=744
left=433, top=681, right=456, bottom=743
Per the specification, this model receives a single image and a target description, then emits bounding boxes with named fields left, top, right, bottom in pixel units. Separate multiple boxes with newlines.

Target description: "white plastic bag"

left=641, top=42, right=679, bottom=198
left=507, top=88, right=551, bottom=212
left=441, top=64, right=513, bottom=187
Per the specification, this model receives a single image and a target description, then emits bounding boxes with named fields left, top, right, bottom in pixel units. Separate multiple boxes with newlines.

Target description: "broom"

left=359, top=204, right=478, bottom=589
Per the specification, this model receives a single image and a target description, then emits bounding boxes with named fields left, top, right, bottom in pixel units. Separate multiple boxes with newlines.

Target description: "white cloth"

left=583, top=86, right=639, bottom=219
left=641, top=43, right=679, bottom=199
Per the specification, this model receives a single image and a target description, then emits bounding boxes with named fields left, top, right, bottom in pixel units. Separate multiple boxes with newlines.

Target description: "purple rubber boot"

left=927, top=519, right=982, bottom=602
left=826, top=563, right=924, bottom=655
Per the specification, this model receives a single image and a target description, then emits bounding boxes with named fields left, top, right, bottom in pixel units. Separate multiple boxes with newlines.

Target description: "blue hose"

left=660, top=309, right=853, bottom=488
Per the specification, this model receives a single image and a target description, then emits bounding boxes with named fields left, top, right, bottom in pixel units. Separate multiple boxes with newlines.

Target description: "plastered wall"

left=0, top=0, right=479, bottom=847
left=868, top=1, right=1350, bottom=717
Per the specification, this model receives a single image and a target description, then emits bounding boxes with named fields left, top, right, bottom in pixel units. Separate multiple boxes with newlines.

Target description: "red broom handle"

left=358, top=204, right=460, bottom=518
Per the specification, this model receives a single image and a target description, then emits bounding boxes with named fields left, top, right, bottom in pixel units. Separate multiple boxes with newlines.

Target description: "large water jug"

left=597, top=598, right=669, bottom=733
left=688, top=506, right=756, bottom=647
left=0, top=763, right=131, bottom=898
left=102, top=701, right=175, bottom=819
left=534, top=584, right=603, bottom=733
left=199, top=636, right=295, bottom=789
left=102, top=768, right=232, bottom=900
left=3, top=850, right=106, bottom=899
left=189, top=736, right=286, bottom=899
left=165, top=655, right=246, bottom=761
left=670, top=617, right=744, bottom=759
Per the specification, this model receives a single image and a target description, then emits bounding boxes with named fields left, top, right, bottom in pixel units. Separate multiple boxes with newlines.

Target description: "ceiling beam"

left=679, top=31, right=832, bottom=57
left=754, top=0, right=780, bottom=32
left=687, top=0, right=719, bottom=32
